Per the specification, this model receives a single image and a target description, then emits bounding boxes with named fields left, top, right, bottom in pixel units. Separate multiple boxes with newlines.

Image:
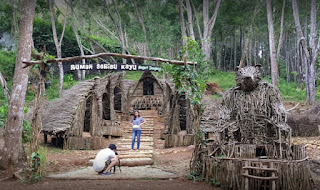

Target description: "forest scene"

left=0, top=0, right=320, bottom=189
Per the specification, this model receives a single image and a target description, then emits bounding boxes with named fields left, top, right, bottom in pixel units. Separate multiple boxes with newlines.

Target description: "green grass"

left=207, top=70, right=319, bottom=102
left=125, top=71, right=143, bottom=82
left=207, top=70, right=236, bottom=90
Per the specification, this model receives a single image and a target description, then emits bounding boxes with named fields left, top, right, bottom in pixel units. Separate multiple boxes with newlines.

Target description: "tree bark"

left=185, top=0, right=195, bottom=40
left=266, top=0, right=279, bottom=86
left=105, top=0, right=127, bottom=64
left=68, top=0, right=86, bottom=80
left=201, top=0, right=221, bottom=61
left=133, top=0, right=148, bottom=57
left=49, top=0, right=68, bottom=97
left=179, top=0, right=187, bottom=45
left=23, top=52, right=197, bottom=67
left=276, top=0, right=286, bottom=59
left=292, top=0, right=318, bottom=104
left=233, top=25, right=237, bottom=70
left=0, top=0, right=36, bottom=171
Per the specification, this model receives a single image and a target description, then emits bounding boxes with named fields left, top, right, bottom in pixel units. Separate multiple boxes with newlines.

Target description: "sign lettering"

left=64, top=63, right=161, bottom=72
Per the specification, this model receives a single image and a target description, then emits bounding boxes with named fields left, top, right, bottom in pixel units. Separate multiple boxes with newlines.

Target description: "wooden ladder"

left=242, top=161, right=278, bottom=190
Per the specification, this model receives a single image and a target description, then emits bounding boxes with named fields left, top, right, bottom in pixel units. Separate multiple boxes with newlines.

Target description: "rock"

left=87, top=159, right=94, bottom=166
left=187, top=145, right=195, bottom=150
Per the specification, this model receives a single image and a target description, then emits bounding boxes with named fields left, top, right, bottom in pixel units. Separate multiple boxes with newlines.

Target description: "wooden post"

left=270, top=162, right=276, bottom=190
left=244, top=161, right=249, bottom=190
left=44, top=131, right=47, bottom=144
left=108, top=135, right=112, bottom=141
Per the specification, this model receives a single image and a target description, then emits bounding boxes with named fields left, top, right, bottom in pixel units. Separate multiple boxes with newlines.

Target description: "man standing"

left=93, top=144, right=119, bottom=175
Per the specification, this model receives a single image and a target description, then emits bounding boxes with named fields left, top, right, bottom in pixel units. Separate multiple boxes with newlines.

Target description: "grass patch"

left=125, top=71, right=143, bottom=82
left=207, top=70, right=236, bottom=90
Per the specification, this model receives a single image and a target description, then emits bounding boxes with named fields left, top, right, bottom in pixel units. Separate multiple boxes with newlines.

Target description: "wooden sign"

left=63, top=63, right=161, bottom=72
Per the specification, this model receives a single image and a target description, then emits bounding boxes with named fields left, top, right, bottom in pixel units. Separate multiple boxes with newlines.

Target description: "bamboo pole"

left=23, top=52, right=197, bottom=68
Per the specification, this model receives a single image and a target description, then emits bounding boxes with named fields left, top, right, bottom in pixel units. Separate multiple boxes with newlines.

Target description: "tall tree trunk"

left=0, top=0, right=36, bottom=171
left=49, top=0, right=68, bottom=97
left=8, top=0, right=19, bottom=38
left=133, top=0, right=148, bottom=57
left=276, top=0, right=286, bottom=59
left=308, top=0, right=318, bottom=104
left=185, top=0, right=195, bottom=40
left=105, top=0, right=127, bottom=64
left=179, top=0, right=187, bottom=45
left=69, top=0, right=86, bottom=80
left=266, top=0, right=279, bottom=86
left=233, top=25, right=237, bottom=70
left=201, top=0, right=221, bottom=61
left=292, top=0, right=318, bottom=104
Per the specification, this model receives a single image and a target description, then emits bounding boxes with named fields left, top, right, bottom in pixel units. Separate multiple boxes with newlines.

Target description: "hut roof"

left=41, top=78, right=98, bottom=134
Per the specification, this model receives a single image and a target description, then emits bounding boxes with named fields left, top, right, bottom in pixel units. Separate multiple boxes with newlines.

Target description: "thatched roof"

left=41, top=78, right=97, bottom=134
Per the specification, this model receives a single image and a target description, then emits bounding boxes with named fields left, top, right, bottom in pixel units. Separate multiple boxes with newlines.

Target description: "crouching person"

left=93, top=144, right=119, bottom=175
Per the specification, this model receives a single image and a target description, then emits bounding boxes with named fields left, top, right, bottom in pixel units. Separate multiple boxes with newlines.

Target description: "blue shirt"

left=131, top=117, right=145, bottom=131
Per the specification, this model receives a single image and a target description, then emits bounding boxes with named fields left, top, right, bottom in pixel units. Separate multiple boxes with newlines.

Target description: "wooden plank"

left=242, top=174, right=278, bottom=180
left=23, top=52, right=197, bottom=67
left=205, top=156, right=309, bottom=163
left=242, top=166, right=278, bottom=172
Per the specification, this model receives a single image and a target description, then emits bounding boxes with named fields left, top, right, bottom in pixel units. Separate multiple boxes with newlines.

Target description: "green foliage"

left=207, top=70, right=319, bottom=101
left=0, top=3, right=13, bottom=33
left=44, top=74, right=78, bottom=101
left=210, top=178, right=221, bottom=187
left=0, top=50, right=16, bottom=80
left=165, top=38, right=207, bottom=105
left=22, top=120, right=32, bottom=144
left=89, top=35, right=120, bottom=53
left=29, top=146, right=47, bottom=182
left=207, top=70, right=236, bottom=90
left=0, top=104, right=8, bottom=127
left=0, top=103, right=32, bottom=144
left=32, top=17, right=80, bottom=57
left=188, top=171, right=204, bottom=182
left=125, top=71, right=143, bottom=82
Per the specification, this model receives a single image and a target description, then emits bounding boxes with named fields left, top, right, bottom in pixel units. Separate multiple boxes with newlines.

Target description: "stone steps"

left=116, top=111, right=157, bottom=166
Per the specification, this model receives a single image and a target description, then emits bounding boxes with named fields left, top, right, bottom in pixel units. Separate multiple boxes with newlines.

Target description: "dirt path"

left=1, top=178, right=220, bottom=190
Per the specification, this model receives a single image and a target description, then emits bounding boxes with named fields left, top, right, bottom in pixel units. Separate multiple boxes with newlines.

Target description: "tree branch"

left=23, top=53, right=197, bottom=67
left=0, top=71, right=10, bottom=102
left=191, top=2, right=202, bottom=40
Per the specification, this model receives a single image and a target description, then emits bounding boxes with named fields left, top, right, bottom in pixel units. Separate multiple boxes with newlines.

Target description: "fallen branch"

left=23, top=52, right=197, bottom=68
left=286, top=103, right=300, bottom=112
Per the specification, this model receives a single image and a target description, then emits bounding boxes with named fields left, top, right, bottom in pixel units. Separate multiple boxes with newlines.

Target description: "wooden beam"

left=23, top=52, right=197, bottom=68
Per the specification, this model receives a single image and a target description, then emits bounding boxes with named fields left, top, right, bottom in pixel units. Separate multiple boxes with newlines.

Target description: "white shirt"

left=92, top=148, right=116, bottom=172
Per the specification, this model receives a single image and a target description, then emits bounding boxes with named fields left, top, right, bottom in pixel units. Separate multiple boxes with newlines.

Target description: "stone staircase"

left=117, top=110, right=163, bottom=166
